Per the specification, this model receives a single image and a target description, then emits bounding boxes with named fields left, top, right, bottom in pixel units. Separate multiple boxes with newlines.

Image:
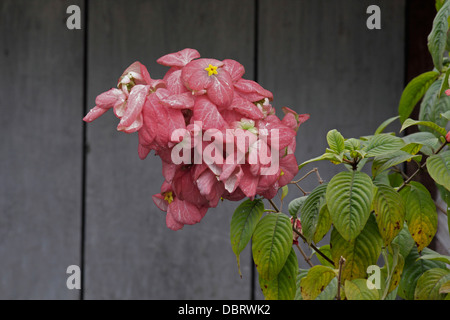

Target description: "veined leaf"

left=380, top=245, right=405, bottom=296
left=330, top=215, right=383, bottom=282
left=427, top=151, right=450, bottom=191
left=326, top=171, right=375, bottom=241
left=252, top=213, right=293, bottom=281
left=288, top=196, right=308, bottom=218
left=440, top=281, right=450, bottom=294
left=402, top=132, right=440, bottom=150
left=230, top=199, right=264, bottom=276
left=300, top=265, right=337, bottom=300
left=391, top=223, right=415, bottom=258
left=315, top=277, right=338, bottom=300
left=345, top=279, right=380, bottom=300
left=301, top=183, right=330, bottom=244
left=259, top=248, right=298, bottom=300
left=400, top=182, right=438, bottom=252
left=428, top=0, right=450, bottom=71
left=419, top=253, right=450, bottom=265
left=441, top=110, right=450, bottom=120
left=363, top=134, right=405, bottom=157
left=372, top=151, right=422, bottom=177
left=400, top=118, right=447, bottom=137
left=372, top=183, right=406, bottom=245
left=398, top=247, right=447, bottom=300
left=294, top=269, right=309, bottom=300
left=398, top=72, right=440, bottom=123
left=326, top=129, right=345, bottom=154
left=415, top=268, right=450, bottom=300
left=419, top=83, right=450, bottom=136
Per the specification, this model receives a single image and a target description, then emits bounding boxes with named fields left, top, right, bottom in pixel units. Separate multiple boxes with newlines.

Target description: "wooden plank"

left=0, top=0, right=84, bottom=299
left=257, top=0, right=405, bottom=298
left=85, top=0, right=255, bottom=299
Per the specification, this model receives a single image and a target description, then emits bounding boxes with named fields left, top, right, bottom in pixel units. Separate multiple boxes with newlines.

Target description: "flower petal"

left=118, top=84, right=149, bottom=128
left=157, top=48, right=201, bottom=68
left=222, top=59, right=245, bottom=83
left=230, top=95, right=264, bottom=120
left=193, top=96, right=228, bottom=131
left=234, top=78, right=273, bottom=102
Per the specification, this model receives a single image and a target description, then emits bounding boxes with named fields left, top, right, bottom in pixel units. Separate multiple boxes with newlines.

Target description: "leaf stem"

left=336, top=256, right=346, bottom=300
left=266, top=198, right=335, bottom=266
left=295, top=243, right=314, bottom=267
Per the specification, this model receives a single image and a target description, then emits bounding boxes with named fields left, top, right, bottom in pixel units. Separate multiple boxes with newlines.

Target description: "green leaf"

left=300, top=265, right=337, bottom=300
left=315, top=278, right=338, bottom=300
left=388, top=172, right=404, bottom=188
left=401, top=143, right=423, bottom=155
left=402, top=132, right=440, bottom=150
left=428, top=0, right=450, bottom=71
left=300, top=183, right=330, bottom=244
left=330, top=215, right=383, bottom=282
left=441, top=110, right=450, bottom=120
left=372, top=151, right=422, bottom=177
left=419, top=84, right=450, bottom=136
left=326, top=129, right=345, bottom=154
left=326, top=171, right=375, bottom=241
left=415, top=268, right=450, bottom=300
left=230, top=199, right=264, bottom=276
left=400, top=182, right=438, bottom=252
left=288, top=196, right=308, bottom=218
left=427, top=151, right=450, bottom=191
left=375, top=116, right=400, bottom=135
left=436, top=0, right=447, bottom=12
left=419, top=253, right=450, bottom=265
left=298, top=152, right=342, bottom=170
left=391, top=223, right=415, bottom=258
left=294, top=269, right=309, bottom=300
left=252, top=213, right=293, bottom=281
left=259, top=248, right=298, bottom=300
left=344, top=138, right=362, bottom=151
left=400, top=118, right=447, bottom=137
left=440, top=281, right=450, bottom=294
left=344, top=279, right=380, bottom=300
left=363, top=134, right=405, bottom=157
left=398, top=247, right=447, bottom=300
left=380, top=245, right=405, bottom=297
left=398, top=72, right=440, bottom=123
left=280, top=185, right=289, bottom=201
left=372, top=183, right=406, bottom=245
left=313, top=245, right=335, bottom=268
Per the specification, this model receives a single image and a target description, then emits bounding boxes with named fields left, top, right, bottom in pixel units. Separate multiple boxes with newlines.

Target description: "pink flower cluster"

left=84, top=48, right=309, bottom=230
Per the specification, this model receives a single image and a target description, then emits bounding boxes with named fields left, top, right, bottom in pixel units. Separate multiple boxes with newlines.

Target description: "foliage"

left=230, top=2, right=450, bottom=300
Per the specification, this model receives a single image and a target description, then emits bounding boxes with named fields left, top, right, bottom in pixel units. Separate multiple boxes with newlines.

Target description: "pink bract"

left=84, top=48, right=309, bottom=231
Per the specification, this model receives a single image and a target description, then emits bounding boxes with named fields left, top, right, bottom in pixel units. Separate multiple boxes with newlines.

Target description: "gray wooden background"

left=1, top=0, right=446, bottom=300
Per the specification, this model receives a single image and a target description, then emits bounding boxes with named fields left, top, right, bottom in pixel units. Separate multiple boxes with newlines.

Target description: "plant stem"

left=397, top=141, right=448, bottom=192
left=292, top=228, right=335, bottom=266
left=266, top=198, right=335, bottom=266
left=336, top=256, right=346, bottom=300
left=296, top=243, right=314, bottom=267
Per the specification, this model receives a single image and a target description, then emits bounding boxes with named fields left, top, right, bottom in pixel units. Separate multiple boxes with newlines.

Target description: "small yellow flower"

left=204, top=64, right=218, bottom=76
left=164, top=191, right=174, bottom=204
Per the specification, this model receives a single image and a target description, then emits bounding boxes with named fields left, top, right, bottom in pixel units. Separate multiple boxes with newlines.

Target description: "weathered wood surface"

left=0, top=0, right=84, bottom=299
left=1, top=0, right=448, bottom=300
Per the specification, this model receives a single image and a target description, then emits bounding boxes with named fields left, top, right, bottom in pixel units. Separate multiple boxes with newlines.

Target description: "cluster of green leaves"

left=229, top=1, right=450, bottom=300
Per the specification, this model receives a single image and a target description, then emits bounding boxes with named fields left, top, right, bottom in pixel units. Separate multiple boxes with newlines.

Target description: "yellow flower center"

left=204, top=64, right=218, bottom=76
left=280, top=170, right=285, bottom=176
left=164, top=191, right=174, bottom=204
